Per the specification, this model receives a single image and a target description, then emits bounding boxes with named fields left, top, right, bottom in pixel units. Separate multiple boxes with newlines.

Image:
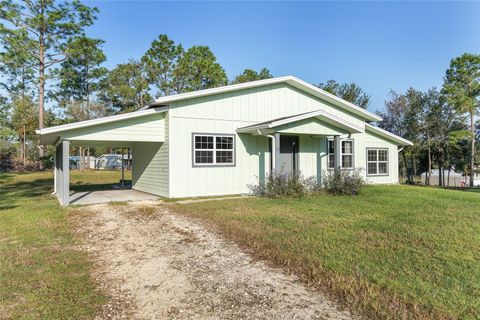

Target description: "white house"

left=36, top=76, right=413, bottom=205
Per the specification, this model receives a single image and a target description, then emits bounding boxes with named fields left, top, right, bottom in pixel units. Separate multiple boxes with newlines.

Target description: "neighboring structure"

left=421, top=169, right=480, bottom=187
left=69, top=156, right=97, bottom=170
left=96, top=154, right=132, bottom=170
left=36, top=76, right=413, bottom=205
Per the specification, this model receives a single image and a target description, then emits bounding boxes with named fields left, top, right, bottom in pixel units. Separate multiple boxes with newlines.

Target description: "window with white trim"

left=193, top=134, right=235, bottom=166
left=367, top=148, right=388, bottom=175
left=328, top=139, right=354, bottom=169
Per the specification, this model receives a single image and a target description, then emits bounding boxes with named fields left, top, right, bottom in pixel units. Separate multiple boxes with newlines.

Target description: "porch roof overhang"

left=36, top=108, right=167, bottom=146
left=236, top=110, right=364, bottom=135
left=365, top=123, right=413, bottom=146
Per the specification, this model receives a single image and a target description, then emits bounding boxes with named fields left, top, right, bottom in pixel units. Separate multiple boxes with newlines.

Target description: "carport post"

left=55, top=140, right=70, bottom=206
left=121, top=148, right=125, bottom=186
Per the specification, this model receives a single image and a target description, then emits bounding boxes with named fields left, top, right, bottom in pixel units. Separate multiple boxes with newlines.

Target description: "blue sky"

left=86, top=1, right=480, bottom=113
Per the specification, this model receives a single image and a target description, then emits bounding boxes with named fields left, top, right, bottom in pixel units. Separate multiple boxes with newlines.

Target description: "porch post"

left=55, top=141, right=70, bottom=206
left=333, top=135, right=341, bottom=170
left=274, top=132, right=281, bottom=172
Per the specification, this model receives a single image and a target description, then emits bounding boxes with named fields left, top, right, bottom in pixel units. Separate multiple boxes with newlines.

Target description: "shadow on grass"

left=442, top=186, right=480, bottom=193
left=0, top=176, right=54, bottom=211
left=412, top=183, right=480, bottom=194
left=1, top=173, right=132, bottom=210
left=70, top=180, right=132, bottom=192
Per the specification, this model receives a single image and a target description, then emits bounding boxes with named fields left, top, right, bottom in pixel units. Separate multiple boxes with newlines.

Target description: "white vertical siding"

left=165, top=83, right=399, bottom=197
left=168, top=116, right=269, bottom=197
left=132, top=113, right=169, bottom=197
left=362, top=131, right=399, bottom=184
left=62, top=112, right=165, bottom=142
left=298, top=135, right=325, bottom=182
left=171, top=83, right=366, bottom=129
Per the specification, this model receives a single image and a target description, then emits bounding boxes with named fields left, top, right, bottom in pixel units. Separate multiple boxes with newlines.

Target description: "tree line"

left=0, top=0, right=370, bottom=170
left=378, top=53, right=480, bottom=187
left=1, top=0, right=477, bottom=187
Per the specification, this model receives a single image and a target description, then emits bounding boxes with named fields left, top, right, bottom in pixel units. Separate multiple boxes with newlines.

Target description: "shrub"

left=322, top=169, right=366, bottom=195
left=250, top=171, right=311, bottom=198
left=250, top=169, right=366, bottom=198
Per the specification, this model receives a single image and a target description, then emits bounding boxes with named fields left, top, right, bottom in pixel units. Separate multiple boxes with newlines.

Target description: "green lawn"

left=0, top=170, right=126, bottom=319
left=173, top=185, right=480, bottom=320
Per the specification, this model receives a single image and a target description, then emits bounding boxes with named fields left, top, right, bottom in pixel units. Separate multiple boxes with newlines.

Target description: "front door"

left=278, top=135, right=299, bottom=175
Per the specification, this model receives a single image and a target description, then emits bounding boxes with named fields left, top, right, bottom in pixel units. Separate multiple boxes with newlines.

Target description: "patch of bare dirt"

left=74, top=201, right=357, bottom=320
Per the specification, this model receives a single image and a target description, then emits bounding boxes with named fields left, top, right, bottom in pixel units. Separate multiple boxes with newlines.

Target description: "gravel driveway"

left=73, top=201, right=357, bottom=320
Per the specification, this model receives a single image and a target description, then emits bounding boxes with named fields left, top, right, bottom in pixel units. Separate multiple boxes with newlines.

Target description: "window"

left=193, top=134, right=235, bottom=166
left=366, top=148, right=388, bottom=175
left=328, top=139, right=354, bottom=169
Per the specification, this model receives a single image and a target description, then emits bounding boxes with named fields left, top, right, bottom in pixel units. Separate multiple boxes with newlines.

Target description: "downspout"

left=266, top=134, right=275, bottom=172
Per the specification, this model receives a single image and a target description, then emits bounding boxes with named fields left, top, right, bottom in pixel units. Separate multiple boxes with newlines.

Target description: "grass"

left=173, top=185, right=480, bottom=320
left=70, top=169, right=131, bottom=192
left=0, top=170, right=126, bottom=319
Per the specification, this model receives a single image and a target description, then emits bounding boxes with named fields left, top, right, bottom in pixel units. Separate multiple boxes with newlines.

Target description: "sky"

left=86, top=1, right=480, bottom=114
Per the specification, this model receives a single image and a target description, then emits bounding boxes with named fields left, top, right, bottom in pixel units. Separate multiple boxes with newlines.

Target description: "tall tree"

left=231, top=68, right=273, bottom=84
left=99, top=60, right=151, bottom=113
left=0, top=94, right=14, bottom=141
left=442, top=53, right=480, bottom=187
left=0, top=31, right=36, bottom=96
left=174, top=46, right=227, bottom=92
left=141, top=34, right=184, bottom=97
left=318, top=80, right=370, bottom=109
left=11, top=95, right=37, bottom=164
left=53, top=36, right=108, bottom=121
left=0, top=0, right=97, bottom=132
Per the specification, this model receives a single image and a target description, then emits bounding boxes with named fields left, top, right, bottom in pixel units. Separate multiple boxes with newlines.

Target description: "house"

left=36, top=76, right=413, bottom=205
left=69, top=156, right=97, bottom=170
left=96, top=154, right=132, bottom=170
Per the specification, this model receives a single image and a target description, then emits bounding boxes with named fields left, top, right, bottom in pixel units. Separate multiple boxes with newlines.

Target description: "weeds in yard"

left=0, top=172, right=108, bottom=319
left=249, top=172, right=313, bottom=198
left=173, top=185, right=480, bottom=320
left=322, top=169, right=366, bottom=195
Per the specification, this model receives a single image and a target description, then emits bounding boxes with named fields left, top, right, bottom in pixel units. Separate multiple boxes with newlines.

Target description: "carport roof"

left=36, top=107, right=167, bottom=145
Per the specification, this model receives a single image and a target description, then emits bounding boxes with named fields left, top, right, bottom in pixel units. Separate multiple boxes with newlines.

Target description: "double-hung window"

left=193, top=134, right=235, bottom=166
left=367, top=148, right=388, bottom=175
left=328, top=139, right=354, bottom=169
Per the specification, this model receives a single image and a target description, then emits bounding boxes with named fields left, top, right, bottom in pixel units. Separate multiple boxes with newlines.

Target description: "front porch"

left=237, top=109, right=364, bottom=175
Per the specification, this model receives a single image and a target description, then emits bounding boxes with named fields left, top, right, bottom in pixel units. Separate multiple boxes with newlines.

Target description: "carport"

left=36, top=108, right=167, bottom=205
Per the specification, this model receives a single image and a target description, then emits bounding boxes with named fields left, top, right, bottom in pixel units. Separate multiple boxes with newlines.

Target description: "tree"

left=11, top=95, right=37, bottom=165
left=442, top=54, right=480, bottom=187
left=99, top=60, right=151, bottom=113
left=53, top=36, right=108, bottom=121
left=318, top=80, right=370, bottom=109
left=378, top=89, right=424, bottom=183
left=0, top=94, right=14, bottom=144
left=0, top=0, right=97, bottom=132
left=141, top=34, right=184, bottom=97
left=231, top=68, right=273, bottom=84
left=174, top=46, right=227, bottom=92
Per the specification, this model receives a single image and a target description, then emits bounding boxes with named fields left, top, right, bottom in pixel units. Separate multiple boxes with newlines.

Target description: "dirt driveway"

left=73, top=201, right=357, bottom=320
